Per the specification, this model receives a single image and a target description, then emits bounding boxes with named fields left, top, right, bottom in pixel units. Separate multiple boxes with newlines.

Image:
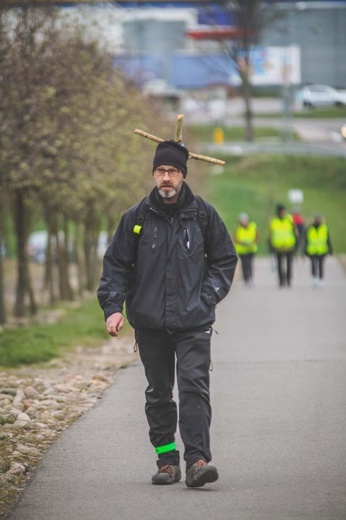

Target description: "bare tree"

left=203, top=1, right=281, bottom=141
left=0, top=187, right=6, bottom=325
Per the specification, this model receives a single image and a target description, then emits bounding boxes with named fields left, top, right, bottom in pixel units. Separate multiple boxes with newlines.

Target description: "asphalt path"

left=6, top=257, right=346, bottom=520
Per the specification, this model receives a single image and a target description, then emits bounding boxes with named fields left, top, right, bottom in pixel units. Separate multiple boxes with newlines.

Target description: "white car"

left=341, top=121, right=346, bottom=141
left=298, top=84, right=346, bottom=108
left=27, top=230, right=48, bottom=264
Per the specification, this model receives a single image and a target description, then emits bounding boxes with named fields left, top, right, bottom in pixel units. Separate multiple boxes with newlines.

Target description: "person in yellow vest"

left=268, top=204, right=297, bottom=287
left=304, top=214, right=333, bottom=287
left=233, top=213, right=259, bottom=285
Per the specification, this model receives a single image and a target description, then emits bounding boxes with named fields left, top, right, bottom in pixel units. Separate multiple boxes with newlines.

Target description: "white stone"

left=8, top=462, right=27, bottom=475
left=16, top=413, right=31, bottom=423
left=16, top=444, right=41, bottom=457
left=13, top=390, right=25, bottom=407
left=24, top=386, right=40, bottom=399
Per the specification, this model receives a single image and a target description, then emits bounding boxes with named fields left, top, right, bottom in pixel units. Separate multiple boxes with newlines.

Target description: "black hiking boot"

left=152, top=464, right=181, bottom=485
left=185, top=459, right=219, bottom=488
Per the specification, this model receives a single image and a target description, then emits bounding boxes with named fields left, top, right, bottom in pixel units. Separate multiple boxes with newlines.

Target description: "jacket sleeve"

left=97, top=207, right=138, bottom=321
left=201, top=205, right=238, bottom=307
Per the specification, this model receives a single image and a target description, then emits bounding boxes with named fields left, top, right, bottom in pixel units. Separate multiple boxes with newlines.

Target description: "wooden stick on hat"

left=134, top=114, right=226, bottom=166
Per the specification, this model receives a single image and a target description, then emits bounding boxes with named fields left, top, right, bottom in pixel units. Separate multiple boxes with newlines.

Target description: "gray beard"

left=158, top=187, right=177, bottom=199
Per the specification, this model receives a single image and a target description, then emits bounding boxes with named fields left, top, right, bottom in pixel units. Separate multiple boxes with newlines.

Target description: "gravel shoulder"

left=0, top=336, right=138, bottom=518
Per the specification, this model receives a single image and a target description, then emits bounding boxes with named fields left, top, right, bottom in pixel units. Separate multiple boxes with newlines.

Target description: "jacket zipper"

left=152, top=226, right=158, bottom=253
left=185, top=228, right=191, bottom=252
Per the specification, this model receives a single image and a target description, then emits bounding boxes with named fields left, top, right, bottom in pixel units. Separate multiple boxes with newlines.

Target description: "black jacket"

left=97, top=183, right=238, bottom=333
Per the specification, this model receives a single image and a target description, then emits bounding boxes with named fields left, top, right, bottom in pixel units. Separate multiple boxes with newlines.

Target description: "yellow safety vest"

left=234, top=222, right=258, bottom=255
left=306, top=225, right=329, bottom=255
left=269, top=216, right=296, bottom=251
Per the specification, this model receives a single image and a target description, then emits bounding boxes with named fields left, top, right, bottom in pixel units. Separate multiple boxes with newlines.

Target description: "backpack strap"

left=133, top=196, right=149, bottom=236
left=194, top=195, right=210, bottom=246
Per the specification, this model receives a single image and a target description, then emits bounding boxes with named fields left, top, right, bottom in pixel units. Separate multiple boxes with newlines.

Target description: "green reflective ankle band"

left=155, top=442, right=176, bottom=455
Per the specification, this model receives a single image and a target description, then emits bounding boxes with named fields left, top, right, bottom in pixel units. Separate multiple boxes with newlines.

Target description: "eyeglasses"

left=154, top=168, right=181, bottom=177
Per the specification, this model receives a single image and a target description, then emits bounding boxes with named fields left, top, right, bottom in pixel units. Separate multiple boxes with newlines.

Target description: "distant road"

left=182, top=97, right=346, bottom=156
left=204, top=140, right=346, bottom=159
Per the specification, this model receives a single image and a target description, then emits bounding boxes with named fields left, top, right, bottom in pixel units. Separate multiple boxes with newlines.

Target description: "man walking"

left=268, top=204, right=297, bottom=287
left=305, top=213, right=333, bottom=287
left=233, top=212, right=259, bottom=285
left=97, top=140, right=237, bottom=488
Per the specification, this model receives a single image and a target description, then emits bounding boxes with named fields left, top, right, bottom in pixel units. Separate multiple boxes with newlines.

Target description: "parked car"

left=297, top=84, right=346, bottom=108
left=341, top=121, right=346, bottom=141
left=97, top=231, right=109, bottom=259
left=28, top=230, right=109, bottom=263
left=0, top=240, right=6, bottom=257
left=27, top=230, right=67, bottom=264
left=27, top=230, right=48, bottom=264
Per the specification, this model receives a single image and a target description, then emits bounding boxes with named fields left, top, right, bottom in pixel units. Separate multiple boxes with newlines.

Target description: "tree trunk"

left=73, top=223, right=84, bottom=297
left=44, top=232, right=56, bottom=305
left=13, top=190, right=37, bottom=317
left=84, top=229, right=99, bottom=292
left=43, top=209, right=58, bottom=305
left=0, top=197, right=6, bottom=324
left=241, top=72, right=254, bottom=142
left=0, top=249, right=5, bottom=325
left=63, top=217, right=74, bottom=300
left=26, top=261, right=37, bottom=315
left=84, top=211, right=101, bottom=293
left=55, top=226, right=73, bottom=301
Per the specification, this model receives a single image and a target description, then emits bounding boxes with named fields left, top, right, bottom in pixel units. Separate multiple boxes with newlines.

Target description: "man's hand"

left=106, top=312, right=124, bottom=337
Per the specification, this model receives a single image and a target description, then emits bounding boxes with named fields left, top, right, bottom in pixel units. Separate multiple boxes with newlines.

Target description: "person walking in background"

left=233, top=212, right=259, bottom=285
left=97, top=140, right=238, bottom=488
left=268, top=204, right=297, bottom=288
left=292, top=209, right=306, bottom=257
left=305, top=214, right=333, bottom=287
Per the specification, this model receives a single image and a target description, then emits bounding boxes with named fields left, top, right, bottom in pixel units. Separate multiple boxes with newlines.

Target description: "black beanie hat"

left=153, top=140, right=189, bottom=178
left=276, top=204, right=286, bottom=214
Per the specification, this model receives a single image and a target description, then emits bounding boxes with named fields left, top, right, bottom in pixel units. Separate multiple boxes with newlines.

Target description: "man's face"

left=153, top=165, right=184, bottom=202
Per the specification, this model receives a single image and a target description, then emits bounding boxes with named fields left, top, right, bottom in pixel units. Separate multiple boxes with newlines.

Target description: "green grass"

left=188, top=124, right=299, bottom=142
left=0, top=297, right=110, bottom=368
left=204, top=154, right=346, bottom=255
left=258, top=107, right=346, bottom=119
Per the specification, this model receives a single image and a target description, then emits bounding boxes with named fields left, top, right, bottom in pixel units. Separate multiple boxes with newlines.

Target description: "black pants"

left=275, top=251, right=294, bottom=286
left=136, top=327, right=212, bottom=470
left=309, top=254, right=326, bottom=279
left=239, top=253, right=255, bottom=282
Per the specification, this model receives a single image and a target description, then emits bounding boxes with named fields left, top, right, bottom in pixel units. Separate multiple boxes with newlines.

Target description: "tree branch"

left=133, top=128, right=225, bottom=166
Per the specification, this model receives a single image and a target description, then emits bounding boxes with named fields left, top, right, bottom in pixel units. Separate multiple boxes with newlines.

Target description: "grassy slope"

left=205, top=154, right=346, bottom=255
left=0, top=298, right=109, bottom=367
left=189, top=124, right=299, bottom=142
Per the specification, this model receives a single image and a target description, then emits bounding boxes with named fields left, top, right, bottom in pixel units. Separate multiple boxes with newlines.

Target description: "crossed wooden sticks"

left=134, top=113, right=225, bottom=166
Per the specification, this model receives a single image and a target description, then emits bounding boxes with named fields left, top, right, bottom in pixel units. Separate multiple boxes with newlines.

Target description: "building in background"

left=59, top=1, right=346, bottom=92
left=261, top=1, right=346, bottom=89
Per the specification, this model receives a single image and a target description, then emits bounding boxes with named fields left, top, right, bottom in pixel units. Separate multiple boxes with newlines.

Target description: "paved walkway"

left=6, top=257, right=346, bottom=520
